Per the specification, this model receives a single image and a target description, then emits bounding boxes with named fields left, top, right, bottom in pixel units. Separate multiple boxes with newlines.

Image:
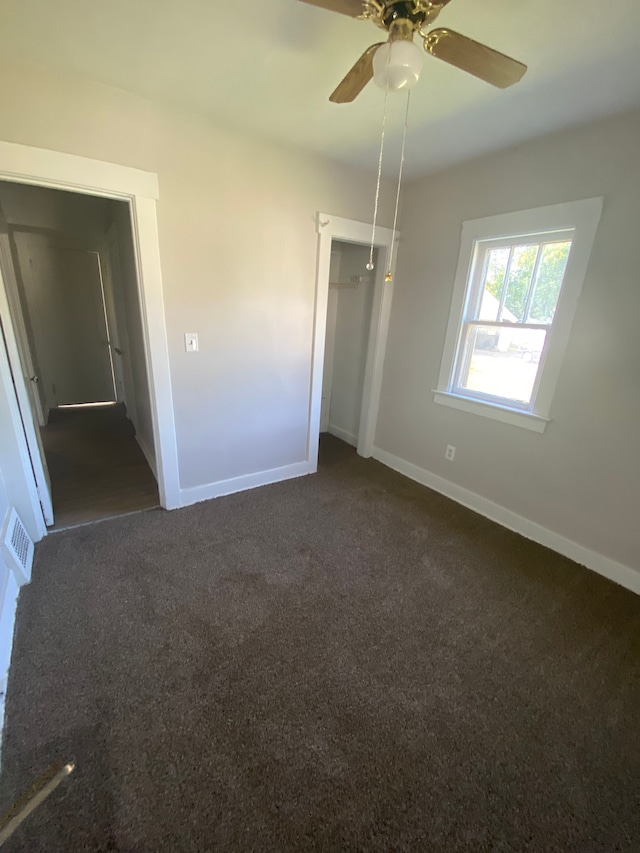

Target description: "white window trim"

left=434, top=198, right=603, bottom=432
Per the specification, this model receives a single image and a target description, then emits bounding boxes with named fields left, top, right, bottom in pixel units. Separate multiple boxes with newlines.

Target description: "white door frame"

left=0, top=230, right=46, bottom=427
left=0, top=263, right=54, bottom=526
left=0, top=140, right=181, bottom=526
left=309, top=212, right=397, bottom=467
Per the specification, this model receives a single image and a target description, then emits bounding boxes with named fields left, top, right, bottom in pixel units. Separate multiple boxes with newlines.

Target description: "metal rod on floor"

left=0, top=761, right=75, bottom=846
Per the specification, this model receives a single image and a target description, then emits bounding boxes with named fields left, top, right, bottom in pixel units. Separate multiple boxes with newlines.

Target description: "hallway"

left=41, top=403, right=159, bottom=529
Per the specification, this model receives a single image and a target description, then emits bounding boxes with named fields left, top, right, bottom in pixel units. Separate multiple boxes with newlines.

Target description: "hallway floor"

left=41, top=403, right=159, bottom=529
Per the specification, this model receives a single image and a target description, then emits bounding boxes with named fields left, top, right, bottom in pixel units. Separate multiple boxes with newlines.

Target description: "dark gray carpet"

left=1, top=436, right=639, bottom=851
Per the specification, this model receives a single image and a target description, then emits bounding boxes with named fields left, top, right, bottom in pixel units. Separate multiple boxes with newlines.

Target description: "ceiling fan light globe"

left=372, top=40, right=423, bottom=92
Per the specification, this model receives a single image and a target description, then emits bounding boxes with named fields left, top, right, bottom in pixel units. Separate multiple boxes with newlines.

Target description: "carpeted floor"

left=1, top=436, right=638, bottom=851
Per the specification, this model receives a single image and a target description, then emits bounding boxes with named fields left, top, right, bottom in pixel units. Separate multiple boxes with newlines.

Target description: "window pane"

left=478, top=247, right=510, bottom=321
left=499, top=244, right=539, bottom=322
left=527, top=241, right=571, bottom=323
left=457, top=325, right=547, bottom=405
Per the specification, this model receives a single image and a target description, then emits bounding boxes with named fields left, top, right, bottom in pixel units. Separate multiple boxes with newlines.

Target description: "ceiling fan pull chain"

left=386, top=89, right=411, bottom=283
left=367, top=81, right=389, bottom=272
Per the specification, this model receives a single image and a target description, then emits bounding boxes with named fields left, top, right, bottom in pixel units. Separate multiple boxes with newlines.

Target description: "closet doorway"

left=320, top=241, right=377, bottom=448
left=309, top=212, right=397, bottom=469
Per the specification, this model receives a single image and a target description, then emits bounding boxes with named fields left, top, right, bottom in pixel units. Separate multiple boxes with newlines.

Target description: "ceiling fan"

left=297, top=0, right=527, bottom=102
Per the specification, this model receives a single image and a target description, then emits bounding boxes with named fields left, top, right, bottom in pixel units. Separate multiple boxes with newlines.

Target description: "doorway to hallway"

left=0, top=181, right=159, bottom=528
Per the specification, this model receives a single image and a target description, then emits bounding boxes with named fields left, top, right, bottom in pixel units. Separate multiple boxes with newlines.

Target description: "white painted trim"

left=437, top=198, right=603, bottom=426
left=180, top=461, right=313, bottom=508
left=0, top=567, right=19, bottom=746
left=0, top=140, right=158, bottom=199
left=0, top=326, right=47, bottom=541
left=373, top=447, right=640, bottom=596
left=310, top=213, right=397, bottom=466
left=327, top=423, right=357, bottom=446
left=0, top=140, right=181, bottom=525
left=0, top=230, right=45, bottom=427
left=432, top=390, right=549, bottom=433
left=0, top=244, right=54, bottom=525
left=136, top=434, right=157, bottom=480
left=127, top=197, right=179, bottom=509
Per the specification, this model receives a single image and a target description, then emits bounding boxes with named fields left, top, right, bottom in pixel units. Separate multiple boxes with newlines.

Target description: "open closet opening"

left=320, top=240, right=378, bottom=448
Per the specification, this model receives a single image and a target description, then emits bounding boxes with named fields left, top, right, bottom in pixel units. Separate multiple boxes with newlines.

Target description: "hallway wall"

left=108, top=201, right=155, bottom=466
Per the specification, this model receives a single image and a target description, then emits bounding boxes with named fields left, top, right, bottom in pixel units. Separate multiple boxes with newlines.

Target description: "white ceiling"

left=1, top=0, right=639, bottom=178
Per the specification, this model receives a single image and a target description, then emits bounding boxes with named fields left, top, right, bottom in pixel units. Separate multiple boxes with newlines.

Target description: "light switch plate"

left=185, top=333, right=198, bottom=352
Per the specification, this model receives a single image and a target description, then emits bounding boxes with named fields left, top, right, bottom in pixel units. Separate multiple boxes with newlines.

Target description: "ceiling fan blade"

left=297, top=0, right=367, bottom=18
left=424, top=28, right=527, bottom=89
left=330, top=43, right=384, bottom=103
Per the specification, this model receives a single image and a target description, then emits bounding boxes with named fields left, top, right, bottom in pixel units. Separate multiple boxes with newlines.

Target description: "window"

left=434, top=199, right=603, bottom=433
left=453, top=231, right=572, bottom=407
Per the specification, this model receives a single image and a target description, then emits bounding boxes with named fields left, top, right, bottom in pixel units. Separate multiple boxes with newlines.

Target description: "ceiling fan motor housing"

left=381, top=1, right=429, bottom=32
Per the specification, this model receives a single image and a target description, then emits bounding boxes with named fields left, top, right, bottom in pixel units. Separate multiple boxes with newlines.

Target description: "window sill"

left=432, top=390, right=549, bottom=433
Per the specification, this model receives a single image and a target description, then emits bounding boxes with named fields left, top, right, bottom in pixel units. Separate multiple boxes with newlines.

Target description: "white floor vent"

left=2, top=509, right=34, bottom=583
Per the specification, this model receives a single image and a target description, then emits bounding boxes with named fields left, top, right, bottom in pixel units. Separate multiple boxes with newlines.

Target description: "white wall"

left=0, top=59, right=394, bottom=498
left=323, top=241, right=375, bottom=445
left=376, top=109, right=640, bottom=574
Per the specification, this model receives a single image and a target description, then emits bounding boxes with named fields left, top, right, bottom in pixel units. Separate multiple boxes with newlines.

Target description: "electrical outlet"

left=445, top=445, right=456, bottom=462
left=184, top=333, right=199, bottom=353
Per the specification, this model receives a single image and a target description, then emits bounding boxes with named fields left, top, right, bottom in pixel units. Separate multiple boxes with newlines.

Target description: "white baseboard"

left=327, top=423, right=357, bottom=447
left=0, top=567, right=19, bottom=757
left=373, top=447, right=640, bottom=596
left=180, top=460, right=314, bottom=508
left=136, top=434, right=157, bottom=480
